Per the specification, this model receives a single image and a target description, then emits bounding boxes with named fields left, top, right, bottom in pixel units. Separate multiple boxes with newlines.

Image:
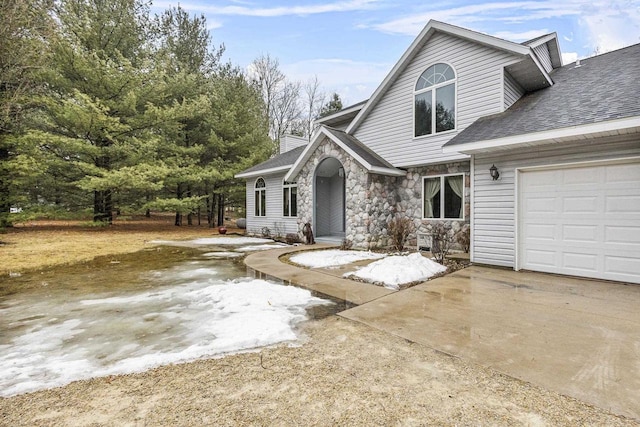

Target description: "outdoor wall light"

left=338, top=167, right=344, bottom=178
left=489, top=164, right=500, bottom=180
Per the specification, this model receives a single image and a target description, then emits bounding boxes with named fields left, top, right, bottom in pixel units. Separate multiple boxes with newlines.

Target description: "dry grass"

left=0, top=214, right=240, bottom=275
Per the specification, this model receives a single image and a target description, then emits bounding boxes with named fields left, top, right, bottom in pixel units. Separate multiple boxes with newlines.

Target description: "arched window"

left=414, top=63, right=456, bottom=137
left=254, top=177, right=266, bottom=217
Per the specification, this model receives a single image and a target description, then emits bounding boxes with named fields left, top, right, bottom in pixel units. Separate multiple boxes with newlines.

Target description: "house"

left=236, top=20, right=640, bottom=285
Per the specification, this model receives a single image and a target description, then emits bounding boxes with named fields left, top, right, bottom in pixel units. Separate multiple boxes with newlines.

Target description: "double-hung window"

left=254, top=177, right=266, bottom=217
left=423, top=174, right=464, bottom=219
left=415, top=63, right=456, bottom=137
left=283, top=181, right=297, bottom=217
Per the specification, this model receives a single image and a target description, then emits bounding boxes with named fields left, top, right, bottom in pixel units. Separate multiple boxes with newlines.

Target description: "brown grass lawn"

left=0, top=214, right=242, bottom=275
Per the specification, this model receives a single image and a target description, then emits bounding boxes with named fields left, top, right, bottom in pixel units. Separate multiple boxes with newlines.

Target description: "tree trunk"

left=206, top=195, right=213, bottom=228
left=186, top=186, right=193, bottom=226
left=145, top=194, right=151, bottom=217
left=175, top=184, right=182, bottom=226
left=93, top=155, right=112, bottom=224
left=93, top=190, right=104, bottom=222
left=0, top=146, right=11, bottom=228
left=217, top=193, right=225, bottom=227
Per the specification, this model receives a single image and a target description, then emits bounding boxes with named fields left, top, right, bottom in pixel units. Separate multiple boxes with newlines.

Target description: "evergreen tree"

left=0, top=0, right=55, bottom=227
left=319, top=92, right=343, bottom=118
left=31, top=0, right=159, bottom=223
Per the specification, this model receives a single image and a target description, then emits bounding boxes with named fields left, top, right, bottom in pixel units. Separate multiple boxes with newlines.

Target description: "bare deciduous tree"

left=301, top=75, right=325, bottom=140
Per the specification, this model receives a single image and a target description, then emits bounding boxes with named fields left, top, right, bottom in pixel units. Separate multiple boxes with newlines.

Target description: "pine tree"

left=0, top=0, right=55, bottom=227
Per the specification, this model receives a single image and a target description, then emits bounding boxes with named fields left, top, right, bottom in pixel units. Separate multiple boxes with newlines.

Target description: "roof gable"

left=284, top=126, right=405, bottom=181
left=346, top=20, right=553, bottom=134
left=235, top=146, right=306, bottom=178
left=443, top=43, right=640, bottom=153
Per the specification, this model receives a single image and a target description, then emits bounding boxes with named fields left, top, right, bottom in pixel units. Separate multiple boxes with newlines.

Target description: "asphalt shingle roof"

left=445, top=43, right=640, bottom=147
left=324, top=127, right=397, bottom=169
left=238, top=145, right=306, bottom=175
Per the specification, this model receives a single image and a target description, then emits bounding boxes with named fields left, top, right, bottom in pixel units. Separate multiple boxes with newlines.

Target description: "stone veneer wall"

left=296, top=136, right=368, bottom=246
left=295, top=136, right=470, bottom=250
left=397, top=162, right=470, bottom=250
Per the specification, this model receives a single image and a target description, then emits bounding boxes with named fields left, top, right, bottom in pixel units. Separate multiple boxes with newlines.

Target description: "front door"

left=314, top=157, right=345, bottom=238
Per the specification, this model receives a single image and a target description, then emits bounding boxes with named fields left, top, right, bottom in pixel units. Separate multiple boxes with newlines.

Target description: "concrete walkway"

left=245, top=246, right=640, bottom=421
left=244, top=244, right=394, bottom=305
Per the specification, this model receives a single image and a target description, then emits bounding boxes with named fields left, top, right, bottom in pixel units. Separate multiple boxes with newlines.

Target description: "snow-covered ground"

left=0, top=261, right=332, bottom=397
left=344, top=253, right=447, bottom=290
left=150, top=236, right=289, bottom=255
left=290, top=249, right=446, bottom=289
left=289, top=249, right=385, bottom=269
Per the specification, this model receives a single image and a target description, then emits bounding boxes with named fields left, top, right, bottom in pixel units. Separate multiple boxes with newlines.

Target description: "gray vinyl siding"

left=354, top=32, right=523, bottom=168
left=245, top=173, right=299, bottom=236
left=472, top=134, right=640, bottom=267
left=504, top=70, right=525, bottom=109
left=532, top=43, right=553, bottom=72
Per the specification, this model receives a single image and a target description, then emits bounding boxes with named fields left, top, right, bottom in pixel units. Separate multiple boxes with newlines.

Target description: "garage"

left=518, top=160, right=640, bottom=284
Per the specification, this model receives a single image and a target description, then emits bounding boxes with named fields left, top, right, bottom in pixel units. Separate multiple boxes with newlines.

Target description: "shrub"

left=388, top=216, right=414, bottom=251
left=431, top=222, right=455, bottom=264
left=285, top=233, right=301, bottom=245
left=340, top=239, right=353, bottom=250
left=261, top=227, right=271, bottom=238
left=456, top=224, right=470, bottom=253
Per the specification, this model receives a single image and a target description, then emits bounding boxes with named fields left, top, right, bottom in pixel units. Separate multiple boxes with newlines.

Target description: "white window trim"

left=254, top=177, right=266, bottom=217
left=282, top=180, right=297, bottom=217
left=413, top=62, right=458, bottom=139
left=421, top=173, right=465, bottom=220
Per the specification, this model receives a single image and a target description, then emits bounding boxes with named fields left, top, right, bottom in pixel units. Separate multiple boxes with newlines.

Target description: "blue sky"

left=152, top=0, right=640, bottom=105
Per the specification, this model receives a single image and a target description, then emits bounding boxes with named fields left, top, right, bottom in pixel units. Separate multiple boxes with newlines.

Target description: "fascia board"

left=442, top=116, right=640, bottom=154
left=315, top=102, right=365, bottom=124
left=235, top=165, right=292, bottom=179
left=369, top=166, right=407, bottom=177
left=284, top=128, right=325, bottom=181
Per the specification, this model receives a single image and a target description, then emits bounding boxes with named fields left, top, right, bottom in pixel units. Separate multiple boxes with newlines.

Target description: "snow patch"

left=0, top=275, right=332, bottom=397
left=202, top=252, right=243, bottom=258
left=235, top=243, right=288, bottom=252
left=344, top=253, right=446, bottom=290
left=289, top=249, right=385, bottom=268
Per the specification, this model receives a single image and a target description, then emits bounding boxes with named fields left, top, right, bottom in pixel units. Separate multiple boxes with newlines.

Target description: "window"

left=283, top=181, right=297, bottom=217
left=423, top=174, right=464, bottom=219
left=415, top=63, right=456, bottom=137
left=254, top=177, right=266, bottom=217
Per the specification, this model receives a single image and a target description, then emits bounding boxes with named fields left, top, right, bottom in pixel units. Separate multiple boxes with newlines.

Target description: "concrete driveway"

left=340, top=266, right=640, bottom=420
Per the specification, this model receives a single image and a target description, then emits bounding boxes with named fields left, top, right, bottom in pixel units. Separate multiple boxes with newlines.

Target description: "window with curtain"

left=423, top=174, right=464, bottom=219
left=254, top=177, right=266, bottom=217
left=283, top=181, right=297, bottom=217
left=415, top=63, right=456, bottom=137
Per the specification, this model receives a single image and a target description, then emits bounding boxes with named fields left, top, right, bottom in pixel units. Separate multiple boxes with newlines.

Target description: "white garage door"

left=519, top=160, right=640, bottom=284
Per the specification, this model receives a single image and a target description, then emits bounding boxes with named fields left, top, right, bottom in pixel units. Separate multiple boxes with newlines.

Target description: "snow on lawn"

left=289, top=249, right=385, bottom=269
left=344, top=253, right=447, bottom=290
left=235, top=243, right=289, bottom=252
left=202, top=252, right=244, bottom=258
left=0, top=274, right=332, bottom=397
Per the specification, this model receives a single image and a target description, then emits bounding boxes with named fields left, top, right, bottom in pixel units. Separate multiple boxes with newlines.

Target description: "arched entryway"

left=314, top=157, right=345, bottom=240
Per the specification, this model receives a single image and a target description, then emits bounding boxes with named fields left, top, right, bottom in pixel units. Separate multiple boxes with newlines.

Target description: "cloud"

left=561, top=52, right=578, bottom=64
left=366, top=1, right=640, bottom=55
left=579, top=3, right=640, bottom=53
left=492, top=29, right=550, bottom=42
left=367, top=2, right=566, bottom=36
left=154, top=0, right=381, bottom=17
